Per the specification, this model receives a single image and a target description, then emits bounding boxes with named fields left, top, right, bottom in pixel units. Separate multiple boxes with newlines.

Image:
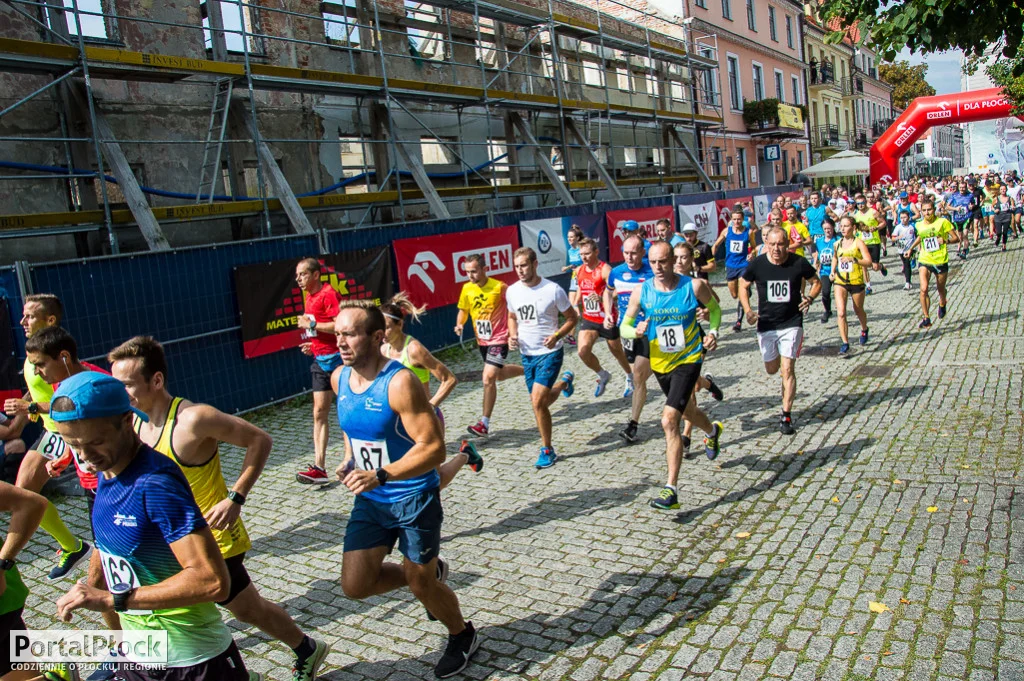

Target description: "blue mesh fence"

left=0, top=266, right=23, bottom=353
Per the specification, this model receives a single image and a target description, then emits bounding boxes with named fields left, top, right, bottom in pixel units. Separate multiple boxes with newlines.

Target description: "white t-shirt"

left=1008, top=185, right=1022, bottom=203
left=506, top=277, right=571, bottom=357
left=827, top=197, right=848, bottom=216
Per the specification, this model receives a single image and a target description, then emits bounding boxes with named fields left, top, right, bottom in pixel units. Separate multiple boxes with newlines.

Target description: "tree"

left=877, top=61, right=936, bottom=110
left=818, top=0, right=1024, bottom=111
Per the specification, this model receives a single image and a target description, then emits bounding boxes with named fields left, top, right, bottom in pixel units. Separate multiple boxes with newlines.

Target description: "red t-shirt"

left=52, top=362, right=108, bottom=490
left=301, top=284, right=341, bottom=357
left=576, top=262, right=610, bottom=324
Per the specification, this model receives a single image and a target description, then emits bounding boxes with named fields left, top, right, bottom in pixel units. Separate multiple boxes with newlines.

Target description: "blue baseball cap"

left=51, top=372, right=148, bottom=424
left=899, top=192, right=908, bottom=199
left=622, top=220, right=640, bottom=231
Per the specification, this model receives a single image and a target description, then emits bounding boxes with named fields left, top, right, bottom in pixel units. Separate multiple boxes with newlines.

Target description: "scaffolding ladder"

left=195, top=77, right=233, bottom=203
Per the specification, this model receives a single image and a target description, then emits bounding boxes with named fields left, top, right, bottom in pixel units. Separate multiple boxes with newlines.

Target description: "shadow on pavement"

left=248, top=511, right=347, bottom=556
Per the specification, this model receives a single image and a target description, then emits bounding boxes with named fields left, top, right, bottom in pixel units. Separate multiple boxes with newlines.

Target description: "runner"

left=294, top=257, right=341, bottom=485
left=108, top=336, right=330, bottom=681
left=739, top=227, right=821, bottom=435
left=618, top=241, right=723, bottom=511
left=969, top=179, right=985, bottom=245
left=711, top=209, right=756, bottom=332
left=606, top=235, right=654, bottom=443
left=574, top=238, right=632, bottom=398
left=783, top=205, right=811, bottom=260
left=826, top=189, right=848, bottom=221
left=993, top=184, right=1015, bottom=252
left=682, top=223, right=715, bottom=279
left=562, top=225, right=584, bottom=346
left=892, top=211, right=918, bottom=291
left=1007, top=177, right=1023, bottom=237
left=946, top=180, right=973, bottom=259
left=831, top=216, right=872, bottom=357
left=804, top=191, right=827, bottom=243
left=813, top=217, right=839, bottom=323
left=654, top=218, right=684, bottom=247
left=52, top=372, right=257, bottom=681
left=851, top=194, right=888, bottom=294
left=456, top=254, right=524, bottom=438
left=907, top=199, right=959, bottom=328
left=506, top=248, right=578, bottom=468
left=1, top=295, right=89, bottom=581
left=330, top=302, right=478, bottom=679
left=382, top=293, right=484, bottom=480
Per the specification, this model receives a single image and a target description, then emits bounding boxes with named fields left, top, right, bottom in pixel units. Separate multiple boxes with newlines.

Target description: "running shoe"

left=732, top=320, right=742, bottom=333
left=466, top=420, right=489, bottom=438
left=293, top=638, right=330, bottom=681
left=560, top=370, right=575, bottom=398
left=779, top=416, right=795, bottom=435
left=426, top=557, right=449, bottom=622
left=565, top=334, right=577, bottom=347
left=820, top=311, right=830, bottom=323
left=623, top=374, right=634, bottom=399
left=1002, top=245, right=1007, bottom=252
left=879, top=264, right=888, bottom=276
left=903, top=283, right=912, bottom=291
left=704, top=374, right=724, bottom=401
left=704, top=422, right=723, bottom=460
left=459, top=440, right=484, bottom=472
left=43, top=664, right=81, bottom=681
left=919, top=317, right=932, bottom=328
left=535, top=447, right=557, bottom=469
left=938, top=305, right=946, bottom=319
left=619, top=421, right=639, bottom=444
left=649, top=487, right=679, bottom=511
left=839, top=342, right=850, bottom=356
left=296, top=465, right=330, bottom=485
left=865, top=285, right=873, bottom=295
left=594, top=370, right=611, bottom=397
left=48, top=540, right=91, bottom=581
left=860, top=328, right=869, bottom=345
left=434, top=622, right=480, bottom=678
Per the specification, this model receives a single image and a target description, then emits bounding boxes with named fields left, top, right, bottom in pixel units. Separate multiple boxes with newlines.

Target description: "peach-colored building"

left=686, top=0, right=810, bottom=189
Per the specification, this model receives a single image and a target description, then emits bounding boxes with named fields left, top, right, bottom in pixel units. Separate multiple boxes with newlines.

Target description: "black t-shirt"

left=692, top=240, right=713, bottom=280
left=970, top=188, right=984, bottom=212
left=742, top=253, right=818, bottom=332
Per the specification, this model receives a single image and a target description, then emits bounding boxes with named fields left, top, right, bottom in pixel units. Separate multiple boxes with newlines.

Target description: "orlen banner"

left=714, top=197, right=753, bottom=235
left=394, top=225, right=520, bottom=308
left=519, top=214, right=604, bottom=278
left=605, top=205, right=673, bottom=263
left=677, top=201, right=716, bottom=245
left=871, top=86, right=1020, bottom=185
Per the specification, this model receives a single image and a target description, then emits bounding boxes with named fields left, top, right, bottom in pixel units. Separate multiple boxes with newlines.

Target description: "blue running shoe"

left=535, top=447, right=557, bottom=469
left=560, top=371, right=575, bottom=398
left=594, top=370, right=611, bottom=397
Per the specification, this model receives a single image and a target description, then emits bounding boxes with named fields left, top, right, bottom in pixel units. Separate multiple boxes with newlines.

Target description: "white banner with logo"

left=519, top=218, right=568, bottom=279
left=753, top=194, right=771, bottom=225
left=677, top=201, right=717, bottom=244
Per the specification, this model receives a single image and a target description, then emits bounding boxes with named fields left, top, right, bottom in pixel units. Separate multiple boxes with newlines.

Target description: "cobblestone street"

left=20, top=240, right=1024, bottom=681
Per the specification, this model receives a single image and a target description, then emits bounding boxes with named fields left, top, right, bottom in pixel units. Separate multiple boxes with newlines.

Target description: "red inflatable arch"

left=870, top=87, right=1023, bottom=185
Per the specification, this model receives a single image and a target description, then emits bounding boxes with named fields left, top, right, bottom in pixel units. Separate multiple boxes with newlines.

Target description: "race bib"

left=516, top=304, right=537, bottom=325
left=729, top=239, right=744, bottom=254
left=583, top=295, right=602, bottom=314
left=621, top=338, right=633, bottom=351
left=657, top=323, right=684, bottom=353
left=351, top=437, right=390, bottom=471
left=819, top=250, right=833, bottom=265
left=98, top=550, right=151, bottom=615
left=38, top=430, right=67, bottom=462
left=767, top=280, right=790, bottom=303
left=838, top=260, right=853, bottom=274
left=301, top=314, right=317, bottom=340
left=923, top=236, right=940, bottom=252
left=475, top=319, right=492, bottom=341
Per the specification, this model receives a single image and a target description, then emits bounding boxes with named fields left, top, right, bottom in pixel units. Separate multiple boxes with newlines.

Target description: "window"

left=791, top=75, right=800, bottom=105
left=774, top=70, right=784, bottom=103
left=323, top=1, right=359, bottom=45
left=405, top=1, right=445, bottom=61
left=582, top=61, right=606, bottom=87
left=768, top=7, right=777, bottom=41
left=710, top=146, right=723, bottom=176
left=56, top=0, right=112, bottom=40
left=797, top=150, right=804, bottom=171
left=695, top=0, right=706, bottom=7
left=420, top=137, right=456, bottom=165
left=700, top=49, right=718, bottom=105
left=737, top=147, right=747, bottom=188
left=727, top=55, right=742, bottom=110
left=781, top=149, right=789, bottom=177
left=721, top=0, right=732, bottom=20
left=203, top=0, right=265, bottom=54
left=786, top=16, right=793, bottom=49
left=616, top=67, right=631, bottom=91
left=752, top=63, right=764, bottom=100
left=746, top=0, right=756, bottom=30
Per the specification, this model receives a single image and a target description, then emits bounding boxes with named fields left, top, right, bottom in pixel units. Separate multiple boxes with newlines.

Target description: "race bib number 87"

left=351, top=437, right=390, bottom=471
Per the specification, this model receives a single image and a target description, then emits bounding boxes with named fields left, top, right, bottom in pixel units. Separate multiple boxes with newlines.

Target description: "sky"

left=898, top=48, right=964, bottom=94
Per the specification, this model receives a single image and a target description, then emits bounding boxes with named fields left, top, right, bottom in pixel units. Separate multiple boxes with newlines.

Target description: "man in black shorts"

left=739, top=227, right=821, bottom=435
left=575, top=238, right=632, bottom=398
left=682, top=223, right=715, bottom=279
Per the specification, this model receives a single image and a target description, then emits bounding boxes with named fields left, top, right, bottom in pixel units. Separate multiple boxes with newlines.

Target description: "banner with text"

left=715, top=197, right=754, bottom=234
left=518, top=214, right=605, bottom=278
left=677, top=201, right=717, bottom=245
left=234, top=249, right=392, bottom=359
left=605, top=205, right=674, bottom=263
left=753, top=194, right=771, bottom=225
left=394, top=225, right=520, bottom=308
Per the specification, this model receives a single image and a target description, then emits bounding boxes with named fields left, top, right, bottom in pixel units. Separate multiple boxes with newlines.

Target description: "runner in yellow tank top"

left=851, top=194, right=889, bottom=293
left=830, top=216, right=872, bottom=356
left=108, top=336, right=330, bottom=681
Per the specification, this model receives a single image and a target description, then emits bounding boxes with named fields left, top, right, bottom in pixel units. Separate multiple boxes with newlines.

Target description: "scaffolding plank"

left=510, top=112, right=575, bottom=206
left=562, top=117, right=623, bottom=200
left=394, top=140, right=452, bottom=219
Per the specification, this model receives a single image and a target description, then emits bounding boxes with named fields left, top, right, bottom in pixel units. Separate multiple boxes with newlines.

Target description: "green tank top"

left=0, top=563, right=28, bottom=616
left=398, top=336, right=430, bottom=384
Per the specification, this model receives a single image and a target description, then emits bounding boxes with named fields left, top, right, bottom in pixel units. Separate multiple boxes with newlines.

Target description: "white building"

left=960, top=50, right=1023, bottom=174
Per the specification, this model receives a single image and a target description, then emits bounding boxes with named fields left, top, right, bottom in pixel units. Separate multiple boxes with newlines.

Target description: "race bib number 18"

left=657, top=323, right=684, bottom=353
left=351, top=437, right=390, bottom=471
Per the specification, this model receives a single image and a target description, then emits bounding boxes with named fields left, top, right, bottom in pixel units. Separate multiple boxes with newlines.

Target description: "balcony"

left=808, top=62, right=842, bottom=93
left=743, top=98, right=806, bottom=138
left=812, top=124, right=851, bottom=151
left=856, top=65, right=879, bottom=80
left=854, top=127, right=871, bottom=150
left=841, top=76, right=864, bottom=98
left=872, top=118, right=895, bottom=136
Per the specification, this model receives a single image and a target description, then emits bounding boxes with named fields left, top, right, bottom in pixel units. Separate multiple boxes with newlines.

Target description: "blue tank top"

left=336, top=360, right=440, bottom=503
left=815, top=235, right=839, bottom=276
left=610, top=262, right=653, bottom=323
left=948, top=193, right=972, bottom=223
left=640, top=276, right=702, bottom=373
left=895, top=202, right=916, bottom=222
left=724, top=227, right=750, bottom=270
left=567, top=247, right=582, bottom=267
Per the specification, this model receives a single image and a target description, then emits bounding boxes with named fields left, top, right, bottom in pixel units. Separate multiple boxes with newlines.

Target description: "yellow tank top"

left=135, top=398, right=250, bottom=558
left=835, top=240, right=865, bottom=286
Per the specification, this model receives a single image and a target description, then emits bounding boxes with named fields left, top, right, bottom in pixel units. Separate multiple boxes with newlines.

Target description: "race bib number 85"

left=351, top=437, right=390, bottom=471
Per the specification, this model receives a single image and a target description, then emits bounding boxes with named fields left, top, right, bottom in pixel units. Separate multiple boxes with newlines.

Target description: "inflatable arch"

left=870, top=87, right=1022, bottom=185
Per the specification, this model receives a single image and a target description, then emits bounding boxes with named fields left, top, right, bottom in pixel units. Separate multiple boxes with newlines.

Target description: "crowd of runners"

left=0, top=169, right=1017, bottom=681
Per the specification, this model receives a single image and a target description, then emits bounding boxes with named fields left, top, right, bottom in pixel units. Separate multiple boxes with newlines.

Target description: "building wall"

left=803, top=18, right=854, bottom=163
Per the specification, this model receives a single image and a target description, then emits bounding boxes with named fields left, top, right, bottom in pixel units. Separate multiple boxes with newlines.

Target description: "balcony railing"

left=808, top=62, right=840, bottom=90
left=854, top=127, right=871, bottom=149
left=812, top=124, right=852, bottom=150
left=872, top=118, right=895, bottom=136
left=842, top=76, right=864, bottom=97
left=856, top=65, right=878, bottom=80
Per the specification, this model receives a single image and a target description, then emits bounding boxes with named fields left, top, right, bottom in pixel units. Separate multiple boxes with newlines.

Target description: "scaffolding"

left=0, top=0, right=726, bottom=258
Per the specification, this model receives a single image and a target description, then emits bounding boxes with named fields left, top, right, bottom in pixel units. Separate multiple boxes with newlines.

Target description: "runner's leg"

left=312, top=389, right=332, bottom=470
left=835, top=286, right=850, bottom=345
left=576, top=330, right=603, bottom=375
left=919, top=267, right=932, bottom=319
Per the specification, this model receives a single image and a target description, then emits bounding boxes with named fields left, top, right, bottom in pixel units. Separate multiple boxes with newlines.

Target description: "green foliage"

left=742, top=98, right=780, bottom=127
left=877, top=61, right=936, bottom=109
left=985, top=58, right=1024, bottom=116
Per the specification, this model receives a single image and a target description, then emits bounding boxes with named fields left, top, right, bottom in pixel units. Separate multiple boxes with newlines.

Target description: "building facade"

left=802, top=14, right=855, bottom=163
left=845, top=30, right=895, bottom=153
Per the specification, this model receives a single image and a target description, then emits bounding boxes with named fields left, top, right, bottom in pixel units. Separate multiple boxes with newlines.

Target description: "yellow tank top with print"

left=834, top=241, right=865, bottom=286
left=135, top=398, right=251, bottom=558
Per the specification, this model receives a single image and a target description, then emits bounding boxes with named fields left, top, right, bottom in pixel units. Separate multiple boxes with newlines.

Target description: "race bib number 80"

left=351, top=437, right=390, bottom=471
left=38, top=431, right=67, bottom=462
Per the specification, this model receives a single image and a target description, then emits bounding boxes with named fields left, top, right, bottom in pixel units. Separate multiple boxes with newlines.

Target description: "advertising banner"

left=234, top=249, right=392, bottom=359
left=753, top=194, right=771, bottom=225
left=605, top=205, right=674, bottom=263
left=677, top=201, right=717, bottom=245
left=393, top=225, right=520, bottom=308
left=519, top=214, right=606, bottom=277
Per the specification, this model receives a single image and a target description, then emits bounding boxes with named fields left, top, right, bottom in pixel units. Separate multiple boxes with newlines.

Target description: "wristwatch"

left=26, top=402, right=38, bottom=416
left=111, top=582, right=136, bottom=613
left=227, top=490, right=246, bottom=506
left=0, top=558, right=15, bottom=571
left=375, top=468, right=389, bottom=487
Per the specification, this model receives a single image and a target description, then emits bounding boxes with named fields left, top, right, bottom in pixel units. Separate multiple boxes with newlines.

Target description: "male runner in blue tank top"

left=711, top=209, right=757, bottom=332
left=331, top=301, right=478, bottom=679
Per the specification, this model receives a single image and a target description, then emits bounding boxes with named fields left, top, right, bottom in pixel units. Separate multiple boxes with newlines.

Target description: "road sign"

left=763, top=144, right=781, bottom=162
